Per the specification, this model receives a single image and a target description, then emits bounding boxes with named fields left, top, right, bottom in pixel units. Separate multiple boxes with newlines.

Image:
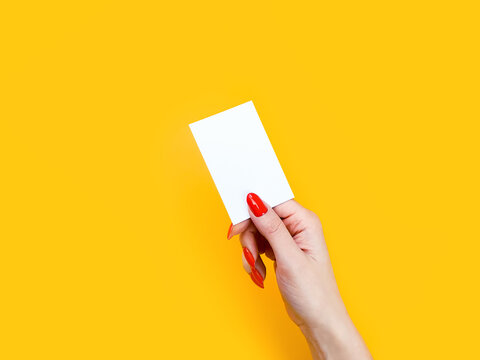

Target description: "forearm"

left=300, top=318, right=372, bottom=360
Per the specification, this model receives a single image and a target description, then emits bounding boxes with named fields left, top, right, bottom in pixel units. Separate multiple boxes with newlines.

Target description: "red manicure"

left=227, top=223, right=233, bottom=239
left=243, top=247, right=264, bottom=288
left=243, top=247, right=256, bottom=268
left=246, top=193, right=267, bottom=217
left=250, top=267, right=264, bottom=288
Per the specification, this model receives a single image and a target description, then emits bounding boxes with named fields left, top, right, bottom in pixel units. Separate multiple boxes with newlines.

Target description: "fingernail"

left=250, top=267, right=264, bottom=289
left=243, top=247, right=256, bottom=268
left=242, top=247, right=264, bottom=288
left=246, top=193, right=267, bottom=217
left=227, top=223, right=233, bottom=239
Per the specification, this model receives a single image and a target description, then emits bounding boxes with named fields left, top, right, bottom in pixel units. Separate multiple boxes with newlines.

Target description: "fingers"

left=239, top=223, right=265, bottom=288
left=274, top=199, right=322, bottom=238
left=265, top=246, right=276, bottom=261
left=273, top=199, right=307, bottom=219
left=227, top=199, right=304, bottom=240
left=239, top=222, right=259, bottom=264
left=241, top=247, right=266, bottom=280
left=227, top=218, right=251, bottom=240
left=227, top=195, right=308, bottom=288
left=246, top=193, right=303, bottom=264
left=227, top=199, right=306, bottom=240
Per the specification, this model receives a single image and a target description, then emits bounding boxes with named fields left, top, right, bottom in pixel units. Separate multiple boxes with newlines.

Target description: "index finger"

left=227, top=218, right=251, bottom=239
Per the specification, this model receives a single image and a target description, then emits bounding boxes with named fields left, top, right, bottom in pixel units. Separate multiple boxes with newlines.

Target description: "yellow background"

left=1, top=1, right=479, bottom=359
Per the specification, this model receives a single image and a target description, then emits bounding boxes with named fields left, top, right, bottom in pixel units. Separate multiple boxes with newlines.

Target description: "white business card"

left=189, top=101, right=294, bottom=224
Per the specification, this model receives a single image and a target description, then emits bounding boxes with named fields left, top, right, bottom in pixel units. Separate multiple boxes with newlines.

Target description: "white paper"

left=189, top=101, right=294, bottom=224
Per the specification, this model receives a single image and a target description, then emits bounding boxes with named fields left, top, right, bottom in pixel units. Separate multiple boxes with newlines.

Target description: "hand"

left=228, top=193, right=372, bottom=360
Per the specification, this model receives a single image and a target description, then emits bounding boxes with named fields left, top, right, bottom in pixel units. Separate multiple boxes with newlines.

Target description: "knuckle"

left=265, top=217, right=283, bottom=236
left=306, top=209, right=323, bottom=228
left=306, top=208, right=318, bottom=220
left=305, top=208, right=316, bottom=218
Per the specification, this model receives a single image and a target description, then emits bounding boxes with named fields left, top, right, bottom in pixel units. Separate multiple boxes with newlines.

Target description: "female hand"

left=228, top=193, right=372, bottom=360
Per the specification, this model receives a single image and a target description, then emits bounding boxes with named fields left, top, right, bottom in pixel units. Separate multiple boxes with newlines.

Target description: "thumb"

left=246, top=193, right=302, bottom=264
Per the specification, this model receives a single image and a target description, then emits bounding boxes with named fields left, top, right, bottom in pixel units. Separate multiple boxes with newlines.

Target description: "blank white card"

left=189, top=101, right=294, bottom=224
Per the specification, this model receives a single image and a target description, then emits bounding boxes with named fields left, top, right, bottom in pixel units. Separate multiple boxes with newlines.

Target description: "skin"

left=230, top=197, right=373, bottom=360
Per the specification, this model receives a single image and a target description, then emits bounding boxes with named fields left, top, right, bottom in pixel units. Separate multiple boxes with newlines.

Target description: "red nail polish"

left=250, top=267, right=264, bottom=289
left=246, top=193, right=267, bottom=217
left=227, top=223, right=233, bottom=239
left=243, top=247, right=256, bottom=268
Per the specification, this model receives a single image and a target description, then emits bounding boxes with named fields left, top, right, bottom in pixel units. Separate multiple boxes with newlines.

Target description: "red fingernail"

left=250, top=267, right=264, bottom=289
left=227, top=223, right=233, bottom=239
left=246, top=193, right=267, bottom=217
left=243, top=247, right=256, bottom=267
